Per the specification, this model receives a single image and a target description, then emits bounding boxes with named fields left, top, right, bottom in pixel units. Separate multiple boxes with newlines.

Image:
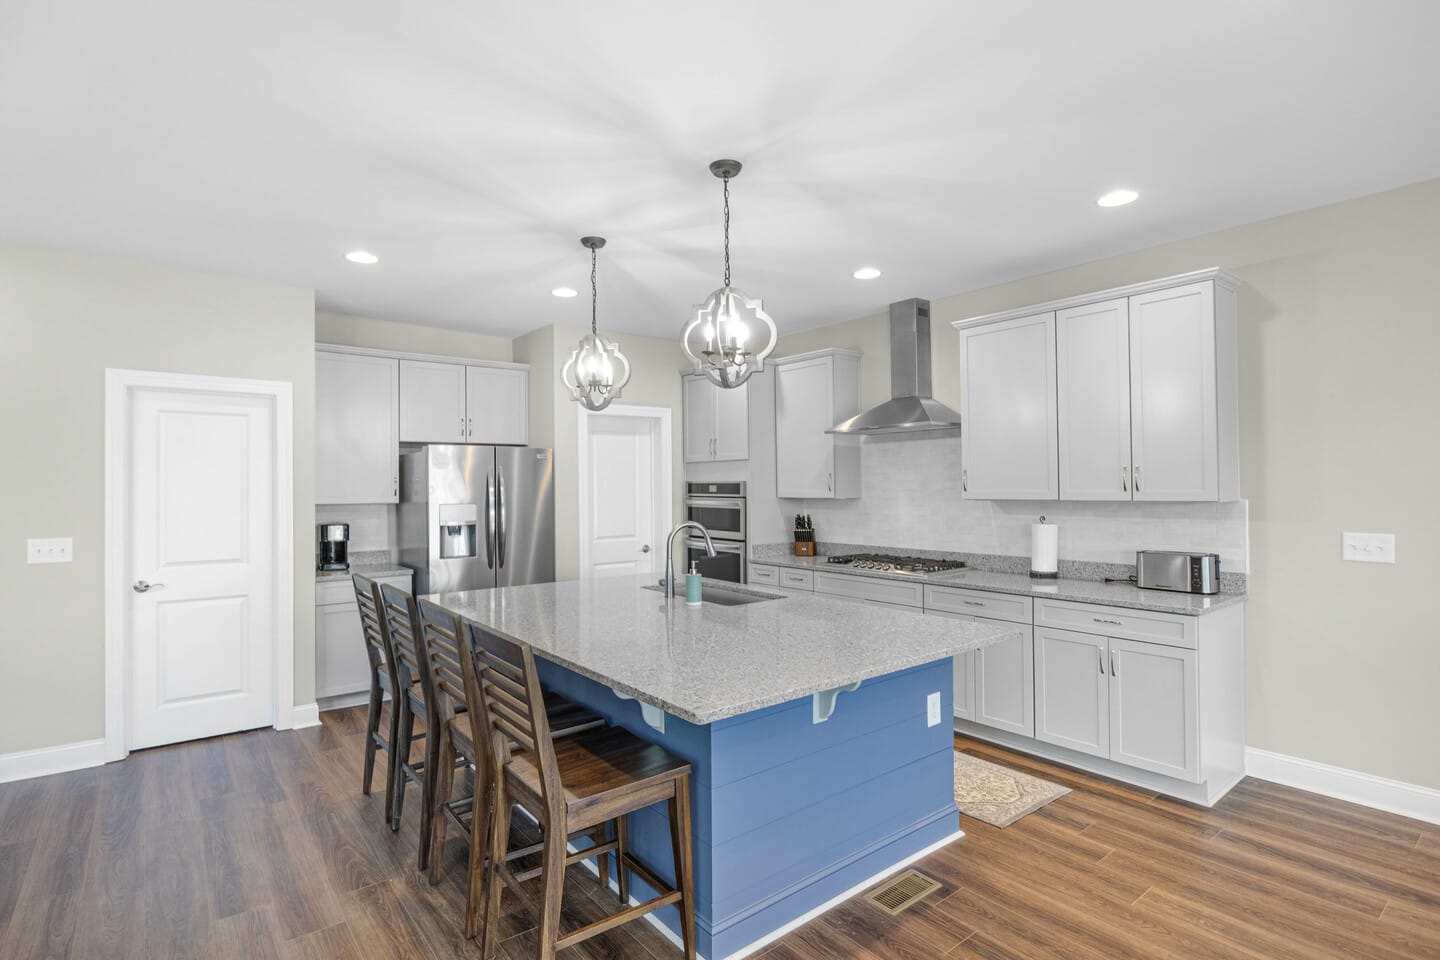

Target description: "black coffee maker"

left=318, top=523, right=350, bottom=571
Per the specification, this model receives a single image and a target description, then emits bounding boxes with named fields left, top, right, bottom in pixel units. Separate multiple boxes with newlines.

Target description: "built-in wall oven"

left=684, top=481, right=746, bottom=582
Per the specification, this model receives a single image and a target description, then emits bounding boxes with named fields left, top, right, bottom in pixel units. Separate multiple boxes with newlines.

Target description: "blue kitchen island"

left=428, top=577, right=1019, bottom=960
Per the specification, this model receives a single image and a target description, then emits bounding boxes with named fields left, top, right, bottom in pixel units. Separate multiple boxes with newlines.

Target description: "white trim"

left=575, top=402, right=673, bottom=581
left=290, top=703, right=322, bottom=729
left=951, top=267, right=1242, bottom=330
left=104, top=368, right=297, bottom=761
left=1245, top=747, right=1440, bottom=826
left=571, top=828, right=963, bottom=960
left=315, top=341, right=527, bottom=372
left=768, top=347, right=861, bottom=367
left=0, top=739, right=107, bottom=785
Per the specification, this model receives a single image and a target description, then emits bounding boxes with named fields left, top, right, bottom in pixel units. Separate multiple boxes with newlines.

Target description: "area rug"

left=953, top=752, right=1070, bottom=828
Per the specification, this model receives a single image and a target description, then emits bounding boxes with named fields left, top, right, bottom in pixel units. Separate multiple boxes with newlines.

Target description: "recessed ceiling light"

left=345, top=250, right=379, bottom=264
left=852, top=267, right=882, bottom=280
left=551, top=287, right=578, bottom=298
left=1097, top=189, right=1139, bottom=208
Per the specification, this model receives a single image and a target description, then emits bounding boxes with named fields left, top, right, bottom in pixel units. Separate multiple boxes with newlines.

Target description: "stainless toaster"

left=1135, top=550, right=1220, bottom=595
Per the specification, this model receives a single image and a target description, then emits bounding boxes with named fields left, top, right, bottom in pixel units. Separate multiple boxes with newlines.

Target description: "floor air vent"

left=865, top=870, right=940, bottom=915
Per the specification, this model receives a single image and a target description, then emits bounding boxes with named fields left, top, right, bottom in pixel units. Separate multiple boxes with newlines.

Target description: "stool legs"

left=427, top=723, right=456, bottom=885
left=536, top=818, right=568, bottom=959
left=481, top=789, right=513, bottom=960
left=383, top=694, right=400, bottom=827
left=669, top=779, right=697, bottom=960
left=615, top=814, right=630, bottom=904
left=362, top=680, right=382, bottom=796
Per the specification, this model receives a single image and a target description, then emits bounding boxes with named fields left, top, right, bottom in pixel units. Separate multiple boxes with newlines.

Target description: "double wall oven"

left=684, top=481, right=746, bottom=583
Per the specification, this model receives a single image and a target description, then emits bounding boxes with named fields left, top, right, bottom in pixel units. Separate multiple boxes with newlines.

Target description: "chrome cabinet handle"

left=1092, top=616, right=1123, bottom=625
left=1098, top=647, right=1104, bottom=675
left=1122, top=465, right=1129, bottom=492
left=133, top=580, right=164, bottom=594
left=827, top=471, right=833, bottom=492
left=1111, top=651, right=1118, bottom=677
left=393, top=476, right=398, bottom=499
left=962, top=599, right=986, bottom=607
left=484, top=474, right=496, bottom=569
left=1134, top=465, right=1141, bottom=491
left=460, top=416, right=466, bottom=440
left=962, top=469, right=968, bottom=492
left=467, top=417, right=473, bottom=438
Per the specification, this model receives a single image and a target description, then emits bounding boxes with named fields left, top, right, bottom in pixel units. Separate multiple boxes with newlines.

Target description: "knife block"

left=793, top=530, right=816, bottom=556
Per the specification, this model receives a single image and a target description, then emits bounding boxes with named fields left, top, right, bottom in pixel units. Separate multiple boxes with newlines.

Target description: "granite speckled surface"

left=316, top=553, right=413, bottom=583
left=749, top=548, right=1245, bottom=615
left=422, top=575, right=1021, bottom=725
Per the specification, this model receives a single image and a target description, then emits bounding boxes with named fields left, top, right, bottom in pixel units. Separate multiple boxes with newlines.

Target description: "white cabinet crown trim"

left=769, top=347, right=863, bottom=366
left=316, top=341, right=529, bottom=372
left=951, top=268, right=1241, bottom=330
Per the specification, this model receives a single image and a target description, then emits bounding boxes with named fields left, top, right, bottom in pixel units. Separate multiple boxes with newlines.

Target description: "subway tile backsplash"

left=784, top=434, right=1248, bottom=572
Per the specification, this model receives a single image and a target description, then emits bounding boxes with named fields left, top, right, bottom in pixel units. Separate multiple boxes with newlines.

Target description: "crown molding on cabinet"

left=951, top=267, right=1242, bottom=330
left=315, top=341, right=529, bottom=371
left=771, top=347, right=863, bottom=366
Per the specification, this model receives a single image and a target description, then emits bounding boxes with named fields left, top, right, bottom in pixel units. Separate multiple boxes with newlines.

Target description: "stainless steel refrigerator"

left=398, top=445, right=555, bottom=595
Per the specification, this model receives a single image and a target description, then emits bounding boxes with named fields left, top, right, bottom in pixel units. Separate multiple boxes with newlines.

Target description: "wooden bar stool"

left=379, top=582, right=442, bottom=868
left=351, top=574, right=402, bottom=827
left=465, top=622, right=697, bottom=960
left=415, top=599, right=606, bottom=896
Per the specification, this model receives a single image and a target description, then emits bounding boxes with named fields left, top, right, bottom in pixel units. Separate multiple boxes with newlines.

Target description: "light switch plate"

left=926, top=691, right=942, bottom=727
left=1342, top=532, right=1395, bottom=564
left=27, top=537, right=74, bottom=564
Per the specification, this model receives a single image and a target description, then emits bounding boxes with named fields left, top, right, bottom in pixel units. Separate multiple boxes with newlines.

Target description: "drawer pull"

left=1092, top=616, right=1123, bottom=625
left=962, top=599, right=986, bottom=607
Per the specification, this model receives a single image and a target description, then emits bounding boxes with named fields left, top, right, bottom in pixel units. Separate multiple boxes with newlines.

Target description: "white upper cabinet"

left=682, top=372, right=749, bottom=463
left=316, top=351, right=399, bottom=504
left=1057, top=297, right=1132, bottom=501
left=773, top=350, right=861, bottom=499
left=1129, top=281, right=1220, bottom=501
left=958, top=312, right=1059, bottom=500
left=401, top=359, right=529, bottom=445
left=466, top=365, right=529, bottom=446
left=400, top=359, right=468, bottom=443
left=956, top=269, right=1241, bottom=502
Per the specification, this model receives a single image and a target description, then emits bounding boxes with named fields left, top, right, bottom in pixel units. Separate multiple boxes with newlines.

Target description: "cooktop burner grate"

left=826, top=553, right=966, bottom=575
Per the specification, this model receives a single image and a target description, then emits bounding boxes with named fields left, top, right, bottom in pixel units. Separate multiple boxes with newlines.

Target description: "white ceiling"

left=3, top=1, right=1439, bottom=338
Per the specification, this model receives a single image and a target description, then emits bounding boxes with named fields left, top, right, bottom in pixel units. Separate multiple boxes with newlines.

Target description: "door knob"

left=133, top=580, right=164, bottom=593
left=641, top=545, right=651, bottom=554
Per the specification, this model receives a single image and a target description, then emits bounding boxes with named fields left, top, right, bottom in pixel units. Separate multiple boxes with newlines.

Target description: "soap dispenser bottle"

left=685, top=561, right=703, bottom=605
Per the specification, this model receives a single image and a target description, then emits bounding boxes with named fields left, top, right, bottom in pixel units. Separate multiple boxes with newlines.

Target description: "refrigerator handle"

left=484, top=473, right=496, bottom=570
left=497, top=471, right=507, bottom=568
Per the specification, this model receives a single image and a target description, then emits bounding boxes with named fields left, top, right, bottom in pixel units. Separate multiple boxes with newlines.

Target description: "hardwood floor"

left=1, top=712, right=1436, bottom=959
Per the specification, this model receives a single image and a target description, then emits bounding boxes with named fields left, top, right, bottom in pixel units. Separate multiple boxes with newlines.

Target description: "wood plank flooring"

left=1, top=712, right=1437, bottom=959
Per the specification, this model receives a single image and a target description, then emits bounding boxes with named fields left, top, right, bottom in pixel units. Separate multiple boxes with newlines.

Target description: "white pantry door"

left=581, top=413, right=661, bottom=579
left=127, top=388, right=277, bottom=749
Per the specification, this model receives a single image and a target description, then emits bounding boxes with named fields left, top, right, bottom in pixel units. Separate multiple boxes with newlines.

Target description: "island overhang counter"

left=426, top=576, right=1020, bottom=960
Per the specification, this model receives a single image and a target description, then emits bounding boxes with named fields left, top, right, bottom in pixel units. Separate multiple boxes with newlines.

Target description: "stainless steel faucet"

left=663, top=521, right=716, bottom=599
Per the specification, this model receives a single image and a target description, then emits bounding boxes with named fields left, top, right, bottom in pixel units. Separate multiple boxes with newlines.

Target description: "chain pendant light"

left=682, top=159, right=778, bottom=389
left=561, top=236, right=631, bottom=411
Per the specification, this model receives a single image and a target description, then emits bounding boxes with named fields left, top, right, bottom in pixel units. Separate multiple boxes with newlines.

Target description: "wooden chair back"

left=416, top=598, right=469, bottom=732
left=351, top=574, right=392, bottom=683
left=379, top=582, right=427, bottom=705
left=461, top=621, right=564, bottom=811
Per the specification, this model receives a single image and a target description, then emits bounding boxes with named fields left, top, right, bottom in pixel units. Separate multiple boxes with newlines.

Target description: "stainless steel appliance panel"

left=1135, top=550, right=1220, bottom=595
left=683, top=481, right=747, bottom=542
left=495, top=446, right=555, bottom=587
left=687, top=537, right=744, bottom=584
left=425, top=444, right=494, bottom=595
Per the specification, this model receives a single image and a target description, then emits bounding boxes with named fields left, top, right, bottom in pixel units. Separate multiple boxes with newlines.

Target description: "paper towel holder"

left=1030, top=515, right=1059, bottom=580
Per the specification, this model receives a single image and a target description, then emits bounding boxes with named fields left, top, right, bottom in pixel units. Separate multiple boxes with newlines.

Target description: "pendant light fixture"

left=561, top=236, right=631, bottom=411
left=682, top=159, right=778, bottom=389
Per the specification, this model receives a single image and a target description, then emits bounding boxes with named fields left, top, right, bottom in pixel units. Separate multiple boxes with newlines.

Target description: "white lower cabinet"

left=930, top=609, right=1034, bottom=736
left=315, top=573, right=412, bottom=701
left=1109, top=637, right=1199, bottom=781
left=1034, top=627, right=1110, bottom=759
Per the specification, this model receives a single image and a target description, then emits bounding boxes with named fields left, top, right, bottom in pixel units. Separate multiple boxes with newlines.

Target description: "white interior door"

left=128, top=388, right=277, bottom=749
left=582, top=413, right=661, bottom=579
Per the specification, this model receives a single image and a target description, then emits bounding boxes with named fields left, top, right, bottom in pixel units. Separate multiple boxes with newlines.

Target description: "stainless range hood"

left=827, top=298, right=962, bottom=436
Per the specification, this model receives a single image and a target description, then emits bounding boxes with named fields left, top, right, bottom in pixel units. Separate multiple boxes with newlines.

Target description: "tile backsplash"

left=314, top=504, right=396, bottom=560
left=782, top=433, right=1248, bottom=572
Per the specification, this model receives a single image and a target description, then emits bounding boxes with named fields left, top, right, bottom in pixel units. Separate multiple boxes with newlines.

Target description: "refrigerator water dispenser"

left=438, top=503, right=479, bottom=559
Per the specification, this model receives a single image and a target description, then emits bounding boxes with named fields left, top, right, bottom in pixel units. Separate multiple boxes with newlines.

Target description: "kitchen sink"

left=643, top=583, right=782, bottom=606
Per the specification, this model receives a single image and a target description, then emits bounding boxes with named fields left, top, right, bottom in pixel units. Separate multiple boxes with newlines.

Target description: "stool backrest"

left=379, top=582, right=426, bottom=704
left=351, top=574, right=391, bottom=682
left=461, top=621, right=563, bottom=810
left=416, top=598, right=469, bottom=733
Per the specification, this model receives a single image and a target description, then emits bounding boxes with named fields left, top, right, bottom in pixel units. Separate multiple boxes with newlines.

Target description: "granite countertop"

left=316, top=561, right=414, bottom=583
left=750, top=554, right=1245, bottom=615
left=422, top=575, right=1021, bottom=725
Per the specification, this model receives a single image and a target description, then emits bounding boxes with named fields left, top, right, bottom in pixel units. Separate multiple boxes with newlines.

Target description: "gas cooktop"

left=825, top=553, right=967, bottom=576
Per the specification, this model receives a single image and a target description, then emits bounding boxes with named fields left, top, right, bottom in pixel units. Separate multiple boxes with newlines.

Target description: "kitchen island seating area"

left=350, top=574, right=697, bottom=959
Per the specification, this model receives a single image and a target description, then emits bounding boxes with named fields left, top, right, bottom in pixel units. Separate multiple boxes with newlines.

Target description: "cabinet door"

left=682, top=374, right=716, bottom=463
left=1034, top=627, right=1109, bottom=758
left=1108, top=638, right=1200, bottom=782
left=400, top=360, right=467, bottom=443
left=467, top=365, right=528, bottom=445
left=1129, top=281, right=1218, bottom=501
left=316, top=352, right=399, bottom=504
left=958, top=312, right=1059, bottom=500
left=1057, top=298, right=1132, bottom=501
left=774, top=357, right=836, bottom=498
left=315, top=601, right=369, bottom=700
left=975, top=626, right=1035, bottom=737
left=954, top=650, right=975, bottom=722
left=712, top=378, right=750, bottom=461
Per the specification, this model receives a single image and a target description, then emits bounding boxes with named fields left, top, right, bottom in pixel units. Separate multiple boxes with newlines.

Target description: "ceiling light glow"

left=345, top=250, right=379, bottom=264
left=1097, top=189, right=1139, bottom=208
left=852, top=267, right=882, bottom=280
left=552, top=287, right=578, bottom=298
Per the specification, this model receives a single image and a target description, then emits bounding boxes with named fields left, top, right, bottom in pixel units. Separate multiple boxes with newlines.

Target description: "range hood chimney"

left=827, top=298, right=962, bottom=436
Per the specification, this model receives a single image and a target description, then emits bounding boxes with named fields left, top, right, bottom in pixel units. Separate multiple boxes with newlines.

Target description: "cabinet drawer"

left=1034, top=598, right=1196, bottom=649
left=777, top=568, right=814, bottom=591
left=748, top=564, right=779, bottom=586
left=924, top=586, right=1032, bottom=624
left=316, top=572, right=412, bottom=607
left=813, top=571, right=924, bottom=608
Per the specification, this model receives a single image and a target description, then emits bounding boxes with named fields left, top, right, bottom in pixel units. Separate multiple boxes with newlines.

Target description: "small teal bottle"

left=685, top=561, right=703, bottom=605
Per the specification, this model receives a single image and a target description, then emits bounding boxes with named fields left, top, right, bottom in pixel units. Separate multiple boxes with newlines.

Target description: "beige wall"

left=0, top=245, right=317, bottom=755
left=778, top=178, right=1440, bottom=790
left=316, top=309, right=513, bottom=361
left=514, top=324, right=689, bottom=580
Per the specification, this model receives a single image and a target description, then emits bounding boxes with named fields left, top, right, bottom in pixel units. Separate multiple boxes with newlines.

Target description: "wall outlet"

left=1342, top=532, right=1395, bottom=564
left=926, top=691, right=942, bottom=727
left=27, top=537, right=74, bottom=564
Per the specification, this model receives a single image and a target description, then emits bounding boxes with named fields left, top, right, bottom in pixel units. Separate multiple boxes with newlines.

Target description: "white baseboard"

left=318, top=691, right=373, bottom=713
left=1245, top=747, right=1440, bottom=826
left=288, top=702, right=322, bottom=729
left=0, top=738, right=107, bottom=784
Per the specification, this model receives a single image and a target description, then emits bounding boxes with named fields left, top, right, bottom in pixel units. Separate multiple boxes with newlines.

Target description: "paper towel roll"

left=1030, top=519, right=1058, bottom=579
